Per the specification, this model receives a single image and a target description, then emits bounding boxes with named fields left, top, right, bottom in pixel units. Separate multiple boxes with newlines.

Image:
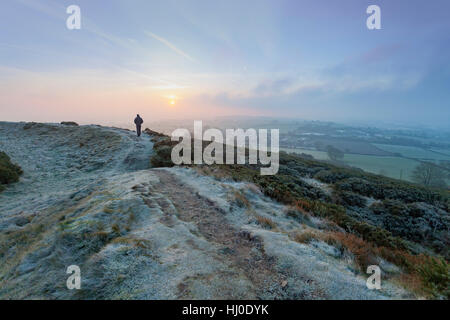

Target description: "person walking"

left=134, top=114, right=144, bottom=137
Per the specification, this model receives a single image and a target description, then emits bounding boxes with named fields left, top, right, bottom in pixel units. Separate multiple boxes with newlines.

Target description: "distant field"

left=374, top=144, right=450, bottom=161
left=312, top=138, right=392, bottom=156
left=342, top=154, right=419, bottom=181
left=281, top=147, right=420, bottom=182
left=281, top=148, right=329, bottom=160
left=430, top=148, right=450, bottom=157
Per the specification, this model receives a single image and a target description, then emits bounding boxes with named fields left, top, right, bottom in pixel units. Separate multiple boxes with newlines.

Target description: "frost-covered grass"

left=1, top=123, right=446, bottom=299
left=178, top=153, right=449, bottom=298
left=167, top=166, right=412, bottom=299
left=0, top=122, right=156, bottom=299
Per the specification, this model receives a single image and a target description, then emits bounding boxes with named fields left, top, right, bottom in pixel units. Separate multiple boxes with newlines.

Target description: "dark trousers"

left=136, top=125, right=142, bottom=137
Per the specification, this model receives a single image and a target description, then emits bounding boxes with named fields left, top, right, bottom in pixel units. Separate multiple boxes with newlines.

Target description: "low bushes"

left=334, top=190, right=367, bottom=207
left=334, top=176, right=444, bottom=205
left=146, top=129, right=449, bottom=298
left=322, top=232, right=379, bottom=271
left=0, top=151, right=22, bottom=192
left=299, top=230, right=450, bottom=299
left=149, top=137, right=177, bottom=168
left=150, top=145, right=175, bottom=168
left=370, top=200, right=449, bottom=258
left=313, top=169, right=351, bottom=184
left=377, top=247, right=449, bottom=299
left=417, top=256, right=450, bottom=299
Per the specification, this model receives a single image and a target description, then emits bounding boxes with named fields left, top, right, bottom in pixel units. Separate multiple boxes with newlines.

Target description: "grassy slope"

left=281, top=147, right=421, bottom=181
left=150, top=132, right=450, bottom=298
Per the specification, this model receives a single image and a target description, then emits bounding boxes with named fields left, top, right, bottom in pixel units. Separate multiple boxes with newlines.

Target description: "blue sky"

left=0, top=0, right=449, bottom=127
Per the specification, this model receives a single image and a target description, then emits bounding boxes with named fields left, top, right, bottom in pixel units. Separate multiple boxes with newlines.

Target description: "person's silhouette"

left=134, top=114, right=143, bottom=137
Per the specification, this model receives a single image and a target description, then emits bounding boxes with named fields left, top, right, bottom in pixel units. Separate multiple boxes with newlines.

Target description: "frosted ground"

left=0, top=122, right=411, bottom=299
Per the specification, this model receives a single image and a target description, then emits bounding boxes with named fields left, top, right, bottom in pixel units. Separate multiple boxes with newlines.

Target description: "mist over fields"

left=125, top=116, right=449, bottom=186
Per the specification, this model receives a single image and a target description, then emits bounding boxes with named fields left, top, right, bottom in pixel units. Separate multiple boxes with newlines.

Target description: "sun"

left=168, top=94, right=177, bottom=106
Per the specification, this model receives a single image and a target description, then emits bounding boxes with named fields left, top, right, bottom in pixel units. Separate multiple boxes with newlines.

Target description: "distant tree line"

left=326, top=145, right=344, bottom=161
left=411, top=161, right=449, bottom=189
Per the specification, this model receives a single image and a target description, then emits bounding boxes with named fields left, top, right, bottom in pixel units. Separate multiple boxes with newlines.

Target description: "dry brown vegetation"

left=255, top=215, right=277, bottom=229
left=232, top=190, right=251, bottom=208
left=291, top=230, right=319, bottom=244
left=290, top=228, right=449, bottom=298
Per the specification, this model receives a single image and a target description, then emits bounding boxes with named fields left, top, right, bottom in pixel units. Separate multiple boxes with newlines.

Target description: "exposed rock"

left=61, top=121, right=79, bottom=126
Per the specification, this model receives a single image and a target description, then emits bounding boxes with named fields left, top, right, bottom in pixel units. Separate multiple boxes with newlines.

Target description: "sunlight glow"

left=167, top=94, right=177, bottom=106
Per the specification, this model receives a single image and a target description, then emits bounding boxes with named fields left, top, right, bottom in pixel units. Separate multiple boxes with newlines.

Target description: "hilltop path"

left=0, top=122, right=410, bottom=299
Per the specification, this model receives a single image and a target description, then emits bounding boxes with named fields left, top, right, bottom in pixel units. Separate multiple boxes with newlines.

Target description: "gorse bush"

left=151, top=145, right=175, bottom=168
left=149, top=136, right=177, bottom=168
left=0, top=151, right=22, bottom=192
left=417, top=256, right=450, bottom=299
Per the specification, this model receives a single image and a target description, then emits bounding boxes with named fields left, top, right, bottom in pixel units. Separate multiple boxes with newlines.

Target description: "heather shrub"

left=323, top=232, right=378, bottom=272
left=0, top=151, right=22, bottom=192
left=417, top=256, right=450, bottom=299
left=150, top=145, right=174, bottom=168
left=146, top=129, right=449, bottom=297
left=313, top=169, right=350, bottom=183
left=334, top=190, right=367, bottom=207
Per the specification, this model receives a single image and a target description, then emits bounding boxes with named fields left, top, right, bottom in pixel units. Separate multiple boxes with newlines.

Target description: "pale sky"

left=0, top=0, right=449, bottom=127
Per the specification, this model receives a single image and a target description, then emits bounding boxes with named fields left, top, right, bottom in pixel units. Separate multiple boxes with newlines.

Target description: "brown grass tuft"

left=292, top=230, right=319, bottom=244
left=233, top=190, right=250, bottom=208
left=255, top=215, right=277, bottom=229
left=322, top=232, right=378, bottom=271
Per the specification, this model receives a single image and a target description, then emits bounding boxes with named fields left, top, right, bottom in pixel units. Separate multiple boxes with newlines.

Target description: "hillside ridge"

left=0, top=122, right=441, bottom=299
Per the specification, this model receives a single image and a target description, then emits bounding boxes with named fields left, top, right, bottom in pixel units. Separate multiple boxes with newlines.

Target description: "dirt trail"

left=0, top=122, right=153, bottom=216
left=148, top=170, right=288, bottom=299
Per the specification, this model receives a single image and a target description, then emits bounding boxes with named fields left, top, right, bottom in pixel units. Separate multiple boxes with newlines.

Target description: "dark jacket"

left=134, top=116, right=143, bottom=126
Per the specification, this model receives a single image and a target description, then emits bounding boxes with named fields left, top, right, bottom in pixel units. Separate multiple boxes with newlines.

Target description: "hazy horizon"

left=1, top=0, right=449, bottom=127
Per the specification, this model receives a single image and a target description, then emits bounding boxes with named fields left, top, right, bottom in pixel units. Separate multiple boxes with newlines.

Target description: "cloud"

left=253, top=77, right=295, bottom=96
left=360, top=44, right=403, bottom=64
left=145, top=32, right=196, bottom=63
